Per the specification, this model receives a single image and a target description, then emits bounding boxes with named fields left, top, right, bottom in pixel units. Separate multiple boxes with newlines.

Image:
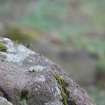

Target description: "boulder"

left=0, top=37, right=95, bottom=105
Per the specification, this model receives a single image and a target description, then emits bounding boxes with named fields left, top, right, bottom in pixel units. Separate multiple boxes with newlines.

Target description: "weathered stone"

left=0, top=97, right=13, bottom=105
left=0, top=37, right=96, bottom=105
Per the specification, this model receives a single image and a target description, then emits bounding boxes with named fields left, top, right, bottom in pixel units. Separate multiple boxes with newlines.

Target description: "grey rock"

left=0, top=37, right=96, bottom=105
left=0, top=97, right=13, bottom=105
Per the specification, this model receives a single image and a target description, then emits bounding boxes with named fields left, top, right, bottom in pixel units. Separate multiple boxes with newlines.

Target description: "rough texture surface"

left=0, top=97, right=13, bottom=105
left=0, top=37, right=96, bottom=105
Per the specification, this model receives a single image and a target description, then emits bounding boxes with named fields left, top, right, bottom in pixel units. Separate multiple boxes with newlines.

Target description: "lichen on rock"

left=0, top=37, right=34, bottom=64
left=29, top=65, right=46, bottom=72
left=0, top=97, right=13, bottom=105
left=54, top=74, right=71, bottom=105
left=0, top=37, right=96, bottom=105
left=0, top=41, right=7, bottom=52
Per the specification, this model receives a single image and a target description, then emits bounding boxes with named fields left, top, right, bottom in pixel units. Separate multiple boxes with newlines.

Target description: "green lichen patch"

left=0, top=42, right=7, bottom=52
left=5, top=27, right=25, bottom=43
left=4, top=26, right=32, bottom=45
left=20, top=99, right=27, bottom=105
left=54, top=74, right=69, bottom=105
left=20, top=90, right=28, bottom=105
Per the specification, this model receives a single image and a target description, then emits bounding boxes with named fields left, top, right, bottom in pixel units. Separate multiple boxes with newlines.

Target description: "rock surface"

left=0, top=97, right=13, bottom=105
left=0, top=37, right=96, bottom=105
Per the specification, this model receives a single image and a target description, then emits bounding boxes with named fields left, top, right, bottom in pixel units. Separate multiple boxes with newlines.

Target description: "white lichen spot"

left=35, top=75, right=46, bottom=82
left=6, top=45, right=34, bottom=63
left=1, top=38, right=35, bottom=64
left=3, top=38, right=15, bottom=53
left=0, top=97, right=13, bottom=105
left=29, top=65, right=46, bottom=72
left=51, top=83, right=61, bottom=97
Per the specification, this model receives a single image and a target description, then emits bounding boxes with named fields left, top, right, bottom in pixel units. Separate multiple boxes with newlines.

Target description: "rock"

left=0, top=37, right=96, bottom=105
left=0, top=97, right=13, bottom=105
left=30, top=40, right=96, bottom=84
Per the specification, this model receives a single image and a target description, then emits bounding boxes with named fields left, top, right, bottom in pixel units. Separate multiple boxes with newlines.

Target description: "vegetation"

left=54, top=74, right=74, bottom=105
left=0, top=42, right=7, bottom=52
left=54, top=74, right=68, bottom=105
left=0, top=0, right=105, bottom=104
left=4, top=27, right=32, bottom=44
left=20, top=90, right=28, bottom=105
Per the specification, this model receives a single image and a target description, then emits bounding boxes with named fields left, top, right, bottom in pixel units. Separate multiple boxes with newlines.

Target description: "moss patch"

left=20, top=99, right=27, bottom=105
left=20, top=90, right=28, bottom=105
left=54, top=74, right=69, bottom=105
left=54, top=74, right=76, bottom=105
left=4, top=27, right=31, bottom=45
left=0, top=42, right=7, bottom=52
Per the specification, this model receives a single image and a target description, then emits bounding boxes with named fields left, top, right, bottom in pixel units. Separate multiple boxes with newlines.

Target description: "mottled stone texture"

left=0, top=37, right=96, bottom=105
left=0, top=97, right=13, bottom=105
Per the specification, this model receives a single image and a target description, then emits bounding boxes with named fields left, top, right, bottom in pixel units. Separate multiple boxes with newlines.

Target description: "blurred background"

left=0, top=0, right=105, bottom=104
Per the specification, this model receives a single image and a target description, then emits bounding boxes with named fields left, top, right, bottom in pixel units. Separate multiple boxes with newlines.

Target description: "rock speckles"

left=0, top=97, right=13, bottom=105
left=0, top=37, right=96, bottom=105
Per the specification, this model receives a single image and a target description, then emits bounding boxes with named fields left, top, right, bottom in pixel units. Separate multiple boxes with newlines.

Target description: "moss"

left=54, top=74, right=69, bottom=105
left=20, top=90, right=28, bottom=105
left=4, top=27, right=31, bottom=45
left=20, top=99, right=27, bottom=105
left=54, top=74, right=76, bottom=105
left=6, top=27, right=24, bottom=43
left=0, top=42, right=7, bottom=52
